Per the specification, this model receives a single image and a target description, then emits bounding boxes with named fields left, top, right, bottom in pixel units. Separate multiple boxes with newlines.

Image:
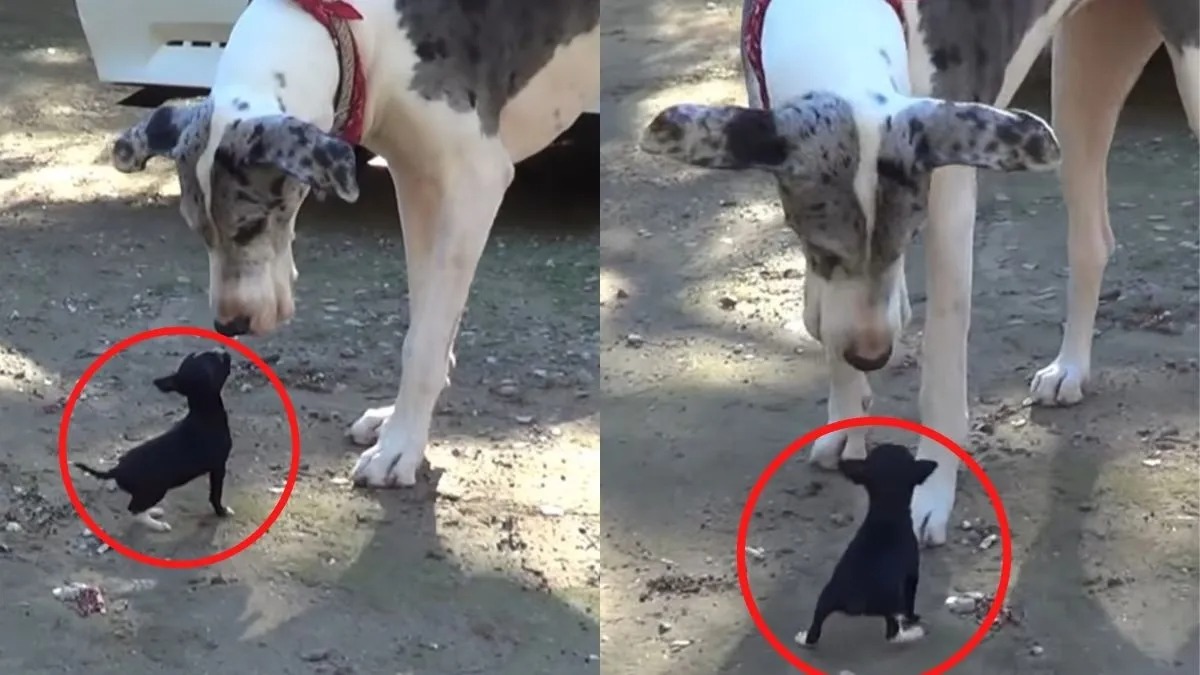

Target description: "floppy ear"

left=216, top=116, right=359, bottom=202
left=153, top=375, right=179, bottom=394
left=640, top=103, right=791, bottom=171
left=891, top=99, right=1061, bottom=173
left=112, top=101, right=212, bottom=173
left=838, top=458, right=869, bottom=485
left=910, top=459, right=938, bottom=486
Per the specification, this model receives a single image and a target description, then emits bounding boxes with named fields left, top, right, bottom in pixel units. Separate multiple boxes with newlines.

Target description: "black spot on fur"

left=233, top=98, right=249, bottom=112
left=648, top=113, right=684, bottom=142
left=1023, top=134, right=1045, bottom=160
left=930, top=45, right=963, bottom=71
left=878, top=48, right=891, bottom=66
left=269, top=176, right=286, bottom=198
left=144, top=106, right=179, bottom=153
left=312, top=145, right=331, bottom=168
left=995, top=123, right=1021, bottom=146
left=276, top=96, right=287, bottom=113
left=415, top=38, right=448, bottom=61
left=985, top=140, right=999, bottom=153
left=877, top=158, right=917, bottom=191
left=725, top=110, right=787, bottom=166
left=232, top=220, right=267, bottom=245
left=871, top=92, right=888, bottom=105
left=273, top=71, right=287, bottom=88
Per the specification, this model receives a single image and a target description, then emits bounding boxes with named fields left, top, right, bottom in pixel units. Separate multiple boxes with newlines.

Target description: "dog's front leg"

left=352, top=143, right=515, bottom=487
left=208, top=467, right=232, bottom=517
left=809, top=354, right=871, bottom=469
left=911, top=165, right=977, bottom=547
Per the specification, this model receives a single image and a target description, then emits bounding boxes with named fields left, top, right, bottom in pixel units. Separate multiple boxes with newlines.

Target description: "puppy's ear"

left=153, top=375, right=179, bottom=393
left=838, top=459, right=869, bottom=485
left=911, top=459, right=938, bottom=486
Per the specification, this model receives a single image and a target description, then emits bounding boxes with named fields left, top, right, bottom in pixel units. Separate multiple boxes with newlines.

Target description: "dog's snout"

left=843, top=345, right=892, bottom=372
left=214, top=316, right=252, bottom=337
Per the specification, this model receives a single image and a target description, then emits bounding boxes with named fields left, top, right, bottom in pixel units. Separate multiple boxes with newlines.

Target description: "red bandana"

left=292, top=0, right=367, bottom=144
left=743, top=0, right=909, bottom=110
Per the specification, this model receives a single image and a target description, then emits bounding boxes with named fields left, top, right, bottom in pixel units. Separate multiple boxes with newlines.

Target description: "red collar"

left=292, top=0, right=367, bottom=144
left=743, top=0, right=908, bottom=110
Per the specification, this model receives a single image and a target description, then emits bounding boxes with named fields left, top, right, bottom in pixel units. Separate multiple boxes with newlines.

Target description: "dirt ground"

left=601, top=2, right=1198, bottom=674
left=0, top=2, right=598, bottom=673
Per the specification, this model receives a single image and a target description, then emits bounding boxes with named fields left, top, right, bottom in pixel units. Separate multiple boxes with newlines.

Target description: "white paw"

left=793, top=630, right=815, bottom=648
left=147, top=507, right=164, bottom=518
left=351, top=435, right=424, bottom=488
left=1029, top=357, right=1088, bottom=406
left=911, top=468, right=957, bottom=547
left=347, top=405, right=394, bottom=446
left=809, top=429, right=866, bottom=469
left=221, top=506, right=235, bottom=517
left=889, top=623, right=925, bottom=644
left=135, top=512, right=171, bottom=532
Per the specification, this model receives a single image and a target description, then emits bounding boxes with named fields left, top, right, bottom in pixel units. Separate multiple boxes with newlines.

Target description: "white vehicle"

left=74, top=0, right=598, bottom=151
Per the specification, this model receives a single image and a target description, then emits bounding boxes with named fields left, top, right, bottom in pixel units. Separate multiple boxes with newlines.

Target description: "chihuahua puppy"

left=74, top=349, right=234, bottom=532
left=795, top=443, right=938, bottom=648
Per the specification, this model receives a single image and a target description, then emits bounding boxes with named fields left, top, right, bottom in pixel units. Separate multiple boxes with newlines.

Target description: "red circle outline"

left=58, top=325, right=301, bottom=569
left=736, top=415, right=1012, bottom=675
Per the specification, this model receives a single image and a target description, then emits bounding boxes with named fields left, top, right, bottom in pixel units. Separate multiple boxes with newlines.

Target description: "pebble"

left=745, top=546, right=766, bottom=561
left=625, top=333, right=645, bottom=348
left=668, top=639, right=693, bottom=652
left=538, top=504, right=565, bottom=517
left=1142, top=458, right=1163, bottom=467
left=717, top=294, right=738, bottom=310
left=1030, top=644, right=1045, bottom=656
left=945, top=593, right=983, bottom=614
left=300, top=649, right=331, bottom=662
left=829, top=512, right=852, bottom=527
left=658, top=621, right=673, bottom=634
left=4, top=521, right=21, bottom=533
left=979, top=533, right=999, bottom=550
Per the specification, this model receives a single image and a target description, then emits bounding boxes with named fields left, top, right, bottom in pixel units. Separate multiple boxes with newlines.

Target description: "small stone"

left=1030, top=644, right=1045, bottom=656
left=979, top=533, right=999, bottom=550
left=4, top=521, right=21, bottom=533
left=616, top=288, right=629, bottom=299
left=1141, top=458, right=1163, bottom=467
left=514, top=414, right=535, bottom=425
left=960, top=520, right=974, bottom=531
left=625, top=333, right=645, bottom=348
left=945, top=595, right=978, bottom=614
left=300, top=648, right=331, bottom=662
left=657, top=621, right=673, bottom=634
left=495, top=382, right=520, bottom=398
left=718, top=295, right=738, bottom=310
left=745, top=546, right=766, bottom=561
left=668, top=639, right=693, bottom=652
left=538, top=504, right=565, bottom=517
left=829, top=513, right=852, bottom=527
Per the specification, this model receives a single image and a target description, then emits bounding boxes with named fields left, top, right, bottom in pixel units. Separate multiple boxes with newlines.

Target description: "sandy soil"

left=0, top=2, right=599, bottom=673
left=600, top=2, right=1198, bottom=674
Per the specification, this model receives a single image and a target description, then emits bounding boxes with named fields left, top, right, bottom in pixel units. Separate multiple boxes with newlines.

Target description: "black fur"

left=797, top=443, right=938, bottom=647
left=74, top=350, right=235, bottom=523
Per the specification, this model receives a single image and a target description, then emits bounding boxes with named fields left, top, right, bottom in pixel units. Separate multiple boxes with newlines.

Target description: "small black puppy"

left=74, top=349, right=235, bottom=532
left=795, top=443, right=938, bottom=648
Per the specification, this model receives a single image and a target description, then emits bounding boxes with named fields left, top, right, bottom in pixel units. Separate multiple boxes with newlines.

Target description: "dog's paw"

left=147, top=507, right=164, bottom=518
left=347, top=405, right=394, bottom=446
left=911, top=466, right=957, bottom=547
left=215, top=506, right=235, bottom=518
left=1030, top=357, right=1088, bottom=406
left=351, top=438, right=423, bottom=488
left=793, top=630, right=816, bottom=649
left=135, top=512, right=172, bottom=532
left=809, top=428, right=866, bottom=469
left=889, top=623, right=925, bottom=644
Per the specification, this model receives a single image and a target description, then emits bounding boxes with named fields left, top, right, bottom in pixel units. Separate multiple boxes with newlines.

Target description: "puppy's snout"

left=843, top=334, right=893, bottom=372
left=214, top=316, right=251, bottom=337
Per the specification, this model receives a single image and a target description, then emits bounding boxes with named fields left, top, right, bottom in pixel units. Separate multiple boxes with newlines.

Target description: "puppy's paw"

left=147, top=507, right=164, bottom=518
left=215, top=506, right=235, bottom=518
left=889, top=623, right=925, bottom=644
left=136, top=512, right=172, bottom=532
left=793, top=631, right=816, bottom=649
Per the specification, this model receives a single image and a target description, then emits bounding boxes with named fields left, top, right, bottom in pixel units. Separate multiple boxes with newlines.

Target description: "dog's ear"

left=911, top=459, right=938, bottom=486
left=889, top=99, right=1061, bottom=173
left=112, top=101, right=212, bottom=173
left=838, top=458, right=869, bottom=485
left=153, top=375, right=179, bottom=394
left=641, top=103, right=791, bottom=171
left=215, top=115, right=359, bottom=203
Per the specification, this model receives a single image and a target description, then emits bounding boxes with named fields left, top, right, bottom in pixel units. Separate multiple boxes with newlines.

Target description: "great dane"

left=640, top=0, right=1198, bottom=546
left=110, top=0, right=599, bottom=488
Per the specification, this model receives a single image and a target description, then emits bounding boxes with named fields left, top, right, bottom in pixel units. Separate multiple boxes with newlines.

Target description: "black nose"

left=214, top=317, right=251, bottom=337
left=843, top=347, right=892, bottom=372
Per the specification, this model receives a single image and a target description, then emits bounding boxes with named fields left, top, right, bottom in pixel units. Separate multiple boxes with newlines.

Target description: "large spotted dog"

left=111, top=0, right=599, bottom=488
left=641, top=0, right=1198, bottom=546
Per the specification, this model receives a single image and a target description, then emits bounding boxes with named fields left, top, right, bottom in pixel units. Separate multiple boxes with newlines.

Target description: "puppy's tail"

left=73, top=462, right=115, bottom=480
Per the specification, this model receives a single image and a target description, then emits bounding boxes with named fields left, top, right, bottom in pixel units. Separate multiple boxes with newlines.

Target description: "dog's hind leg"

left=208, top=467, right=233, bottom=517
left=1030, top=0, right=1164, bottom=406
left=794, top=591, right=837, bottom=648
left=910, top=166, right=977, bottom=548
left=886, top=613, right=925, bottom=644
left=129, top=492, right=170, bottom=532
left=903, top=572, right=920, bottom=625
left=352, top=140, right=515, bottom=487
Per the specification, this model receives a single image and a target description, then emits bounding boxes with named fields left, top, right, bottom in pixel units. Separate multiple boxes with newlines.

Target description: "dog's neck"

left=181, top=393, right=228, bottom=418
left=199, top=0, right=350, bottom=174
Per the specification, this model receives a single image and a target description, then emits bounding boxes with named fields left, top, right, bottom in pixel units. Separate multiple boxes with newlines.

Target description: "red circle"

left=736, top=415, right=1012, bottom=674
left=58, top=325, right=301, bottom=569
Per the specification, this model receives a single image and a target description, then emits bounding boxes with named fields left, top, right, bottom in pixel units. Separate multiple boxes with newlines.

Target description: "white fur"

left=888, top=621, right=925, bottom=643
left=1167, top=46, right=1200, bottom=131
left=204, top=0, right=597, bottom=486
left=135, top=508, right=171, bottom=532
left=793, top=630, right=815, bottom=648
